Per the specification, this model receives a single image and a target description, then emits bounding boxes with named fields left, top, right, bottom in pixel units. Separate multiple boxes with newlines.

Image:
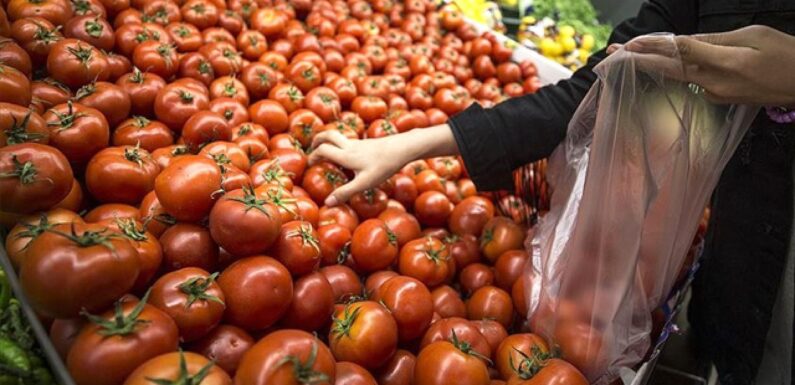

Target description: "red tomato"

left=350, top=218, right=398, bottom=273
left=235, top=329, right=336, bottom=385
left=317, top=224, right=352, bottom=266
left=472, top=319, right=508, bottom=359
left=46, top=38, right=109, bottom=88
left=480, top=217, right=526, bottom=263
left=281, top=271, right=335, bottom=331
left=101, top=217, right=162, bottom=292
left=84, top=203, right=140, bottom=223
left=398, top=236, right=455, bottom=288
left=67, top=294, right=179, bottom=385
left=414, top=191, right=453, bottom=228
left=123, top=351, right=232, bottom=385
left=43, top=101, right=110, bottom=165
left=552, top=321, right=605, bottom=375
left=375, top=349, right=416, bottom=385
left=349, top=188, right=388, bottom=220
left=85, top=146, right=158, bottom=204
left=372, top=275, right=434, bottom=342
left=431, top=285, right=467, bottom=319
left=159, top=223, right=219, bottom=272
left=187, top=324, right=254, bottom=376
left=351, top=96, right=387, bottom=123
left=329, top=301, right=398, bottom=369
left=466, top=286, right=514, bottom=328
left=132, top=40, right=178, bottom=79
left=4, top=208, right=83, bottom=269
left=377, top=207, right=421, bottom=247
left=420, top=317, right=491, bottom=360
left=113, top=116, right=174, bottom=152
left=302, top=162, right=348, bottom=204
left=269, top=83, right=305, bottom=114
left=413, top=169, right=444, bottom=194
left=155, top=155, right=221, bottom=222
left=249, top=99, right=290, bottom=136
left=318, top=204, right=360, bottom=232
left=505, top=358, right=588, bottom=385
left=154, top=81, right=210, bottom=132
left=0, top=143, right=73, bottom=213
left=319, top=264, right=363, bottom=303
left=149, top=267, right=225, bottom=342
left=21, top=222, right=139, bottom=318
left=494, top=333, right=549, bottom=380
left=445, top=233, right=481, bottom=269
left=117, top=69, right=166, bottom=117
left=414, top=340, right=490, bottom=385
left=217, top=256, right=293, bottom=331
left=239, top=62, right=277, bottom=100
left=287, top=108, right=323, bottom=147
left=208, top=187, right=282, bottom=257
left=335, top=361, right=378, bottom=385
left=459, top=263, right=495, bottom=296
left=494, top=250, right=529, bottom=291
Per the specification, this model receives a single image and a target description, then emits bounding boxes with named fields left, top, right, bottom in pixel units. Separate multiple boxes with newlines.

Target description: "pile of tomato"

left=0, top=0, right=589, bottom=384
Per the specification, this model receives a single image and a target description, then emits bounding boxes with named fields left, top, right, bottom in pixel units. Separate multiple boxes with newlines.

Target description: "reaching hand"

left=607, top=25, right=795, bottom=106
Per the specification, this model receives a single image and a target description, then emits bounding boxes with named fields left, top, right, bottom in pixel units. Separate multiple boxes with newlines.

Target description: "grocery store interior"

left=0, top=0, right=786, bottom=383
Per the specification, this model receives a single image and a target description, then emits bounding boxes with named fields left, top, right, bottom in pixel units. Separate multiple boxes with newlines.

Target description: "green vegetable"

left=0, top=270, right=9, bottom=311
left=0, top=338, right=30, bottom=374
left=531, top=0, right=611, bottom=47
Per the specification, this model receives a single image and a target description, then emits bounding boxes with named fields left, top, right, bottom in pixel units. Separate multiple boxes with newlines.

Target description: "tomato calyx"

left=363, top=188, right=375, bottom=204
left=479, top=227, right=493, bottom=248
left=156, top=44, right=176, bottom=66
left=385, top=227, right=398, bottom=247
left=72, top=0, right=94, bottom=15
left=210, top=153, right=232, bottom=173
left=222, top=82, right=238, bottom=97
left=449, top=330, right=493, bottom=365
left=114, top=217, right=148, bottom=242
left=178, top=90, right=195, bottom=103
left=178, top=272, right=224, bottom=308
left=263, top=187, right=297, bottom=217
left=302, top=68, right=316, bottom=81
left=49, top=222, right=119, bottom=251
left=83, top=290, right=152, bottom=337
left=171, top=145, right=190, bottom=156
left=67, top=43, right=94, bottom=67
left=33, top=23, right=60, bottom=44
left=287, top=87, right=304, bottom=102
left=331, top=303, right=361, bottom=340
left=130, top=67, right=146, bottom=83
left=276, top=342, right=330, bottom=385
left=124, top=144, right=146, bottom=167
left=324, top=169, right=347, bottom=186
left=132, top=115, right=151, bottom=128
left=174, top=26, right=190, bottom=38
left=228, top=186, right=274, bottom=216
left=422, top=237, right=447, bottom=264
left=47, top=101, right=86, bottom=131
left=286, top=224, right=320, bottom=253
left=336, top=242, right=351, bottom=265
left=237, top=124, right=252, bottom=136
left=13, top=214, right=56, bottom=246
left=508, top=345, right=555, bottom=380
left=145, top=350, right=215, bottom=385
left=190, top=3, right=206, bottom=14
left=85, top=18, right=104, bottom=38
left=5, top=112, right=46, bottom=145
left=261, top=161, right=295, bottom=185
left=74, top=82, right=96, bottom=101
left=198, top=60, right=213, bottom=75
left=0, top=155, right=37, bottom=185
left=143, top=212, right=177, bottom=231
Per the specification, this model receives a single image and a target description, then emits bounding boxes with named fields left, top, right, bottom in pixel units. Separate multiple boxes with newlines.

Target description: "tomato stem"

left=331, top=304, right=361, bottom=340
left=0, top=155, right=37, bottom=185
left=276, top=342, right=330, bottom=385
left=82, top=290, right=152, bottom=337
left=228, top=186, right=274, bottom=217
left=144, top=350, right=215, bottom=385
left=178, top=272, right=224, bottom=308
left=115, top=217, right=148, bottom=242
left=449, top=330, right=493, bottom=365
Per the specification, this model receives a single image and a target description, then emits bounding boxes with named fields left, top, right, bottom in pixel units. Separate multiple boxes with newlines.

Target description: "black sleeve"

left=448, top=0, right=699, bottom=191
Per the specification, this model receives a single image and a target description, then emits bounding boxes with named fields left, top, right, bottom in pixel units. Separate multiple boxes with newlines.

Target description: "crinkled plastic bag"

left=524, top=34, right=758, bottom=383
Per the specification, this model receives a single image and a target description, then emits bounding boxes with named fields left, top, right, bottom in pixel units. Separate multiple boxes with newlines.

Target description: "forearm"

left=399, top=124, right=459, bottom=160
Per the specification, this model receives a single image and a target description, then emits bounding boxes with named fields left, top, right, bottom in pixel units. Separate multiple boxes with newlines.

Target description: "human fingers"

left=606, top=43, right=622, bottom=54
left=310, top=129, right=349, bottom=151
left=307, top=143, right=347, bottom=167
left=325, top=172, right=378, bottom=206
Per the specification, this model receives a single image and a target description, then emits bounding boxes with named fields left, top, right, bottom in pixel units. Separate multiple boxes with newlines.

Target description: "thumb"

left=325, top=174, right=370, bottom=206
left=673, top=35, right=734, bottom=68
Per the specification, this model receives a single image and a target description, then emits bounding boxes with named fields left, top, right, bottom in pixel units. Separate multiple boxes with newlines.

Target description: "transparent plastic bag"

left=524, top=34, right=759, bottom=383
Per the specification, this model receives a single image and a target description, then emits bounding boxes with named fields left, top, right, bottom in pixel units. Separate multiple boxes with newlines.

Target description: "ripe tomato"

left=62, top=15, right=114, bottom=52
left=319, top=264, right=362, bottom=303
left=431, top=285, right=467, bottom=319
left=217, top=256, right=293, bottom=330
left=472, top=320, right=508, bottom=359
left=287, top=108, right=322, bottom=147
left=480, top=217, right=526, bottom=262
left=151, top=144, right=190, bottom=170
left=351, top=96, right=387, bottom=123
left=116, top=69, right=166, bottom=117
left=552, top=321, right=604, bottom=375
left=167, top=22, right=202, bottom=52
left=414, top=191, right=453, bottom=228
left=273, top=220, right=321, bottom=276
left=414, top=340, right=490, bottom=385
left=375, top=349, right=416, bottom=385
left=305, top=87, right=342, bottom=123
left=237, top=29, right=268, bottom=60
left=286, top=60, right=322, bottom=93
left=350, top=218, right=398, bottom=273
left=318, top=204, right=359, bottom=232
left=9, top=17, right=59, bottom=66
left=181, top=111, right=231, bottom=151
left=100, top=217, right=161, bottom=292
left=123, top=351, right=232, bottom=385
left=281, top=271, right=335, bottom=331
left=236, top=329, right=336, bottom=385
left=209, top=76, right=249, bottom=105
left=495, top=333, right=549, bottom=380
left=4, top=208, right=82, bottom=269
left=505, top=358, right=588, bottom=385
left=377, top=207, right=421, bottom=247
left=383, top=173, right=418, bottom=210
left=248, top=100, right=289, bottom=136
left=187, top=324, right=254, bottom=376
left=0, top=143, right=72, bottom=213
left=349, top=188, right=388, bottom=220
left=72, top=81, right=131, bottom=127
left=445, top=233, right=481, bottom=269
left=459, top=263, right=495, bottom=295
left=7, top=0, right=72, bottom=27
left=85, top=146, right=158, bottom=204
left=302, top=162, right=348, bottom=204
left=398, top=236, right=454, bottom=288
left=494, top=250, right=529, bottom=290
left=239, top=62, right=277, bottom=100
left=466, top=286, right=514, bottom=328
left=372, top=275, right=434, bottom=342
left=154, top=81, right=210, bottom=132
left=159, top=223, right=219, bottom=272
left=269, top=83, right=305, bottom=114
left=335, top=361, right=378, bottom=385
left=150, top=267, right=225, bottom=342
left=47, top=38, right=109, bottom=88
left=179, top=52, right=215, bottom=86
left=21, top=222, right=138, bottom=317
left=329, top=301, right=398, bottom=369
left=67, top=294, right=180, bottom=385
left=49, top=317, right=85, bottom=361
left=132, top=40, right=178, bottom=79
left=84, top=203, right=140, bottom=223
left=317, top=223, right=352, bottom=266
left=43, top=101, right=109, bottom=165
left=155, top=155, right=221, bottom=222
left=413, top=169, right=444, bottom=194
left=420, top=317, right=491, bottom=359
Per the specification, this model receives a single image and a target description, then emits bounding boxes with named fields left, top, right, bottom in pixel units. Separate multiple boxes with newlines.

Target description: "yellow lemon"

left=559, top=25, right=575, bottom=38
left=539, top=37, right=557, bottom=56
left=561, top=36, right=577, bottom=53
left=581, top=34, right=595, bottom=51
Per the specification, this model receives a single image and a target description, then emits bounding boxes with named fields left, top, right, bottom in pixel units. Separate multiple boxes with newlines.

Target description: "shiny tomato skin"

left=123, top=351, right=232, bottom=385
left=249, top=99, right=289, bottom=136
left=132, top=40, right=178, bottom=79
left=351, top=96, right=387, bottom=123
left=318, top=204, right=359, bottom=232
left=273, top=220, right=321, bottom=276
left=445, top=233, right=481, bottom=270
left=84, top=203, right=140, bottom=223
left=4, top=208, right=82, bottom=269
left=466, top=286, right=514, bottom=328
left=494, top=250, right=529, bottom=291
left=0, top=143, right=73, bottom=213
left=159, top=223, right=219, bottom=272
left=149, top=267, right=226, bottom=342
left=349, top=188, right=388, bottom=220
left=116, top=69, right=166, bottom=117
left=377, top=208, right=421, bottom=247
left=85, top=146, right=159, bottom=204
left=21, top=222, right=139, bottom=318
left=495, top=333, right=549, bottom=380
left=398, top=237, right=454, bottom=288
left=66, top=296, right=179, bottom=385
left=472, top=320, right=508, bottom=359
left=187, top=324, right=254, bottom=376
left=181, top=110, right=232, bottom=151
left=372, top=275, right=434, bottom=342
left=112, top=116, right=173, bottom=152
left=431, top=285, right=467, bottom=319
left=199, top=140, right=250, bottom=172
left=43, top=102, right=109, bottom=166
left=459, top=263, right=495, bottom=296
left=329, top=301, right=398, bottom=369
left=49, top=317, right=85, bottom=361
left=208, top=187, right=281, bottom=257
left=419, top=317, right=491, bottom=359
left=319, top=264, right=363, bottom=303
left=235, top=329, right=336, bottom=385
left=281, top=271, right=335, bottom=331
left=480, top=217, right=526, bottom=263
left=154, top=82, right=210, bottom=132
left=350, top=218, right=398, bottom=273
left=414, top=191, right=453, bottom=228
left=155, top=155, right=222, bottom=222
left=375, top=349, right=416, bottom=385
left=449, top=197, right=495, bottom=237
left=217, top=256, right=293, bottom=331
left=317, top=223, right=352, bottom=267
left=46, top=38, right=109, bottom=88
left=505, top=358, right=588, bottom=385
left=414, top=341, right=490, bottom=385
left=302, top=162, right=348, bottom=204
left=335, top=361, right=378, bottom=385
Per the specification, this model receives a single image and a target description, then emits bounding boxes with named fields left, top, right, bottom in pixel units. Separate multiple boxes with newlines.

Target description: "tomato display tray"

left=0, top=247, right=77, bottom=385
